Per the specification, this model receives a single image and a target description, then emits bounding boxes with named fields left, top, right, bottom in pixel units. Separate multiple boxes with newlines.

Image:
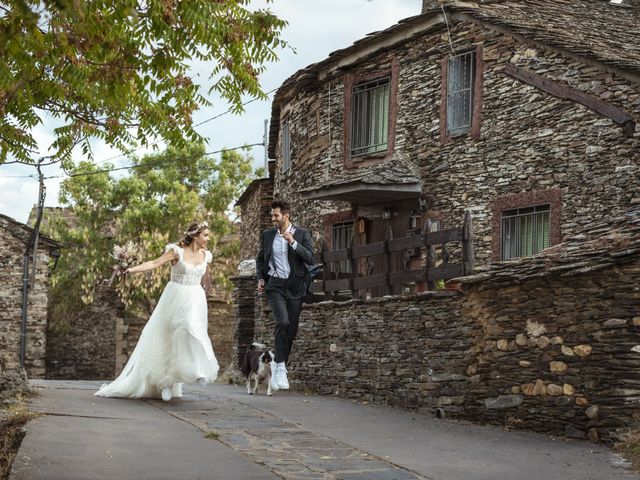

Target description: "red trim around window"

left=491, top=188, right=562, bottom=261
left=440, top=45, right=484, bottom=144
left=343, top=58, right=399, bottom=169
left=323, top=211, right=357, bottom=249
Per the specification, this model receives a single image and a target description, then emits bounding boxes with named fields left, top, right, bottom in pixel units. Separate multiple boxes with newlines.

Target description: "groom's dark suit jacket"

left=256, top=225, right=314, bottom=299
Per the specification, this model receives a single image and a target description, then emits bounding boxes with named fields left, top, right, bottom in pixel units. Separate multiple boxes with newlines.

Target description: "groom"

left=256, top=200, right=314, bottom=390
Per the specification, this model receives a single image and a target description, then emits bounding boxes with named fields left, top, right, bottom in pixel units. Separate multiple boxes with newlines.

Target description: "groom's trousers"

left=265, top=277, right=303, bottom=364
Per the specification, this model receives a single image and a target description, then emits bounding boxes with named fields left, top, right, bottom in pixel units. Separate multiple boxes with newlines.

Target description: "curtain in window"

left=502, top=206, right=550, bottom=260
left=447, top=52, right=474, bottom=135
left=351, top=78, right=390, bottom=156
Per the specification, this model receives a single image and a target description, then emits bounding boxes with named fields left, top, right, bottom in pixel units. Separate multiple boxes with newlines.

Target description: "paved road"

left=11, top=380, right=638, bottom=480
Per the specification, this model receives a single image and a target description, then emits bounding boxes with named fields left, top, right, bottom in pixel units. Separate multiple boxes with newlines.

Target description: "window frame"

left=501, top=204, right=551, bottom=260
left=446, top=51, right=475, bottom=137
left=440, top=45, right=484, bottom=144
left=332, top=220, right=355, bottom=274
left=491, top=189, right=562, bottom=262
left=350, top=76, right=391, bottom=158
left=343, top=58, right=399, bottom=168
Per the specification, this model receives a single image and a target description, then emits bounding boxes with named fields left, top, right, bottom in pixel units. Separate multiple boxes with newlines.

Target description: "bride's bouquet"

left=104, top=241, right=139, bottom=286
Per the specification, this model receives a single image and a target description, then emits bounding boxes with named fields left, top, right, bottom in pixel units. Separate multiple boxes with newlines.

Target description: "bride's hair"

left=179, top=221, right=209, bottom=247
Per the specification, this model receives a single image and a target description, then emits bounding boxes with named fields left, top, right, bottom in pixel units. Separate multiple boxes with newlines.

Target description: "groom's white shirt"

left=268, top=224, right=297, bottom=279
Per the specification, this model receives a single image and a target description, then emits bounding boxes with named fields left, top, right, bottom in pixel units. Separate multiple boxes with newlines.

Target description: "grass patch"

left=616, top=430, right=640, bottom=472
left=205, top=431, right=220, bottom=440
left=0, top=393, right=41, bottom=479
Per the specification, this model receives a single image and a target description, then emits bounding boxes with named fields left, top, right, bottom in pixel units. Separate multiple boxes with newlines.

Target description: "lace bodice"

left=165, top=244, right=212, bottom=286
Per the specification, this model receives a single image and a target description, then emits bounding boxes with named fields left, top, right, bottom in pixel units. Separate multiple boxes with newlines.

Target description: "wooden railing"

left=310, top=211, right=474, bottom=300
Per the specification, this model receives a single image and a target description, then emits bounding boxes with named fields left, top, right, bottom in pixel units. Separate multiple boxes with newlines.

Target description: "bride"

left=95, top=221, right=219, bottom=401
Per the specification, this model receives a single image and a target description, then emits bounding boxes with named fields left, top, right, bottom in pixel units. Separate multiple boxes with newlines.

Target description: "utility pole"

left=20, top=158, right=46, bottom=369
left=263, top=119, right=269, bottom=177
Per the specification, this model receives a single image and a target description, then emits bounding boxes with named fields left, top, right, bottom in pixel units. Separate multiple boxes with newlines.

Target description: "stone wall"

left=262, top=18, right=640, bottom=268
left=461, top=262, right=640, bottom=443
left=235, top=246, right=640, bottom=443
left=207, top=298, right=234, bottom=372
left=46, top=285, right=123, bottom=380
left=239, top=179, right=274, bottom=262
left=0, top=215, right=58, bottom=379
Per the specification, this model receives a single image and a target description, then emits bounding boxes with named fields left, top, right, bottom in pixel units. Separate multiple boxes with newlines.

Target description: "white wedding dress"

left=95, top=244, right=219, bottom=399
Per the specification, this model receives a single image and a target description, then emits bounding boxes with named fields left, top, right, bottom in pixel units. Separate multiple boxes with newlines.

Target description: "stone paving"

left=154, top=392, right=428, bottom=480
left=11, top=380, right=639, bottom=480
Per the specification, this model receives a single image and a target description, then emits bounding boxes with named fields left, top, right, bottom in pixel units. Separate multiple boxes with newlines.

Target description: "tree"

left=0, top=0, right=287, bottom=163
left=47, top=143, right=256, bottom=321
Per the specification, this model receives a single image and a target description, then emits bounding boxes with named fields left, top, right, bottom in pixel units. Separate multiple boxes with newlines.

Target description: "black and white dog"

left=240, top=342, right=274, bottom=396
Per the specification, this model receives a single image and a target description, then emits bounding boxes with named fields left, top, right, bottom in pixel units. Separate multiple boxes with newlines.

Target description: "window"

left=282, top=121, right=291, bottom=173
left=332, top=221, right=354, bottom=273
left=350, top=77, right=390, bottom=157
left=447, top=51, right=475, bottom=136
left=502, top=204, right=550, bottom=260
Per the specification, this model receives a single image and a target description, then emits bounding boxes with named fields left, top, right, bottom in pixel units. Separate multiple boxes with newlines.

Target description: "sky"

left=0, top=0, right=420, bottom=224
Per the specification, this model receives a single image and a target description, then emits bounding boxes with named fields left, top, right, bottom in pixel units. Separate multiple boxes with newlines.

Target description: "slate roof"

left=299, top=157, right=421, bottom=194
left=0, top=213, right=62, bottom=250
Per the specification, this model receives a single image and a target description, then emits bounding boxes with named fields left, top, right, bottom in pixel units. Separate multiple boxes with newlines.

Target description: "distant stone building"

left=0, top=213, right=61, bottom=378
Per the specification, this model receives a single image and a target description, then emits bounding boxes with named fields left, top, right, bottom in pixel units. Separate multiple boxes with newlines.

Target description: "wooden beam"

left=352, top=274, right=386, bottom=290
left=504, top=63, right=636, bottom=137
left=388, top=234, right=424, bottom=252
left=462, top=210, right=475, bottom=275
left=325, top=278, right=351, bottom=292
left=352, top=242, right=385, bottom=258
left=323, top=248, right=350, bottom=262
left=389, top=269, right=424, bottom=285
left=425, top=228, right=461, bottom=246
left=426, top=264, right=464, bottom=281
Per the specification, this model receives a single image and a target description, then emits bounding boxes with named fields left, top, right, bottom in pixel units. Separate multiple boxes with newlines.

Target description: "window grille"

left=447, top=51, right=475, bottom=136
left=332, top=221, right=354, bottom=273
left=502, top=204, right=550, bottom=260
left=350, top=77, right=390, bottom=157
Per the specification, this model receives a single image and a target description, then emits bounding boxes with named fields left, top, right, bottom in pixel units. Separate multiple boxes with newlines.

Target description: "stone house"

left=232, top=0, right=640, bottom=440
left=237, top=0, right=640, bottom=292
left=0, top=213, right=61, bottom=378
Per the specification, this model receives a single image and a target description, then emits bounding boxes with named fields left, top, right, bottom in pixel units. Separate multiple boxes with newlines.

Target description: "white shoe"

left=161, top=387, right=172, bottom=402
left=269, top=360, right=280, bottom=392
left=276, top=363, right=289, bottom=390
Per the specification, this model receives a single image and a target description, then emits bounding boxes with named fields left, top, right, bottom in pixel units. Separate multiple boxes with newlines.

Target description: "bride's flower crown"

left=185, top=221, right=208, bottom=237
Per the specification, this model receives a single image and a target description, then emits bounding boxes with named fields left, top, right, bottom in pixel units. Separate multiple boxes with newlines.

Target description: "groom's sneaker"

left=269, top=360, right=280, bottom=392
left=275, top=362, right=289, bottom=390
left=161, top=387, right=172, bottom=402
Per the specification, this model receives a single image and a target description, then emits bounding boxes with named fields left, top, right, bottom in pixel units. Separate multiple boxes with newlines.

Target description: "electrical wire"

left=0, top=87, right=279, bottom=169
left=441, top=4, right=456, bottom=55
left=42, top=142, right=264, bottom=180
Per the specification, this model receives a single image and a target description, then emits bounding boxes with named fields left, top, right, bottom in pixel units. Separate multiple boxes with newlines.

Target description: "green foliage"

left=48, top=143, right=255, bottom=317
left=0, top=0, right=287, bottom=163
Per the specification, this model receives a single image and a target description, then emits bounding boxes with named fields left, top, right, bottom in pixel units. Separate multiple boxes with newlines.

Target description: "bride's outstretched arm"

left=126, top=250, right=177, bottom=275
